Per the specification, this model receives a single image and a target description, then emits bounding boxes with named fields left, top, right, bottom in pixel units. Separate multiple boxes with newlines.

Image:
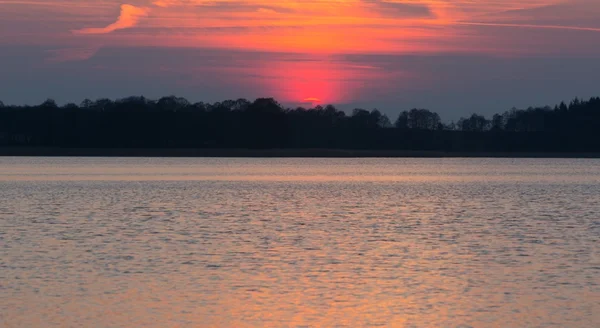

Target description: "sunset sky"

left=1, top=0, right=600, bottom=118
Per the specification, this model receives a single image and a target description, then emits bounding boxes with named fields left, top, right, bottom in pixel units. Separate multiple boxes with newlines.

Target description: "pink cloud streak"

left=73, top=4, right=149, bottom=35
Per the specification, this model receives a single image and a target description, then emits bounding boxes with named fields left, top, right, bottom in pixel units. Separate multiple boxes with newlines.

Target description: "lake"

left=1, top=157, right=599, bottom=327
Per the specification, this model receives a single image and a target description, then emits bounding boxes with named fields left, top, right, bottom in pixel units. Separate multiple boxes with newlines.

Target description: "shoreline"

left=1, top=147, right=600, bottom=158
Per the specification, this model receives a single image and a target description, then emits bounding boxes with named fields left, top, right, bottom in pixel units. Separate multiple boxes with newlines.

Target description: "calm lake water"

left=1, top=157, right=599, bottom=327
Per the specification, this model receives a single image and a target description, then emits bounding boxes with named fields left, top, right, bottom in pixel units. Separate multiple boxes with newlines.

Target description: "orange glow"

left=247, top=57, right=389, bottom=105
left=1, top=0, right=598, bottom=56
left=303, top=98, right=322, bottom=107
left=31, top=0, right=593, bottom=56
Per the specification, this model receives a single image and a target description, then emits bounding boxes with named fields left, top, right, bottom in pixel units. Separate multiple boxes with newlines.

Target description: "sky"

left=1, top=0, right=600, bottom=119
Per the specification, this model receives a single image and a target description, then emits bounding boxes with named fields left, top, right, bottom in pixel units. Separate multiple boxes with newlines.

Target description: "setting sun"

left=303, top=97, right=322, bottom=106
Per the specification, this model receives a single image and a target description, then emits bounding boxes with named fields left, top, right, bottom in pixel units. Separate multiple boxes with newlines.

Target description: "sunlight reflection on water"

left=1, top=157, right=599, bottom=327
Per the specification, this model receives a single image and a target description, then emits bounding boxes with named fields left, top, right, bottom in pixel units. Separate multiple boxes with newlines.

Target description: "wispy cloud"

left=361, top=0, right=433, bottom=18
left=152, top=0, right=180, bottom=8
left=458, top=22, right=600, bottom=33
left=2, top=0, right=600, bottom=55
left=73, top=4, right=150, bottom=35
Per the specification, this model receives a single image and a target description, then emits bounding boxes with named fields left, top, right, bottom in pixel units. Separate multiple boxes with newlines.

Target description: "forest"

left=1, top=96, right=599, bottom=153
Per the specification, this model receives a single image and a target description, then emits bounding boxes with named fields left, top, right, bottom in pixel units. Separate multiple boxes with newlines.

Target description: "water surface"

left=1, top=157, right=599, bottom=327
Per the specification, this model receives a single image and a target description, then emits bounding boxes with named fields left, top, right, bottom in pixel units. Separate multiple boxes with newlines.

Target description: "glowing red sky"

left=5, top=0, right=598, bottom=53
left=1, top=0, right=600, bottom=117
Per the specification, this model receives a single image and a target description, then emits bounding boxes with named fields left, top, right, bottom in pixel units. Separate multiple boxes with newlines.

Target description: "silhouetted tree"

left=80, top=99, right=93, bottom=109
left=41, top=99, right=58, bottom=109
left=458, top=114, right=490, bottom=132
left=351, top=109, right=373, bottom=129
left=443, top=121, right=457, bottom=131
left=92, top=98, right=113, bottom=112
left=395, top=111, right=409, bottom=129
left=397, top=108, right=441, bottom=130
left=192, top=102, right=208, bottom=112
left=559, top=101, right=568, bottom=112
left=491, top=114, right=504, bottom=131
left=157, top=96, right=190, bottom=112
left=1, top=95, right=600, bottom=153
left=62, top=103, right=79, bottom=110
left=379, top=114, right=393, bottom=128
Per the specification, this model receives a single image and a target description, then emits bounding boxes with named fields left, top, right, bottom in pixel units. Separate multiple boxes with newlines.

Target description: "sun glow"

left=303, top=97, right=322, bottom=107
left=253, top=58, right=369, bottom=105
left=234, top=52, right=403, bottom=105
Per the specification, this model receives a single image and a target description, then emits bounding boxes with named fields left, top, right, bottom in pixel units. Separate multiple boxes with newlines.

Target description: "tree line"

left=1, top=96, right=599, bottom=152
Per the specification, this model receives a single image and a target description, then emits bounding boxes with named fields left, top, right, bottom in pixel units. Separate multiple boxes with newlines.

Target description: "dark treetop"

left=1, top=96, right=599, bottom=153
